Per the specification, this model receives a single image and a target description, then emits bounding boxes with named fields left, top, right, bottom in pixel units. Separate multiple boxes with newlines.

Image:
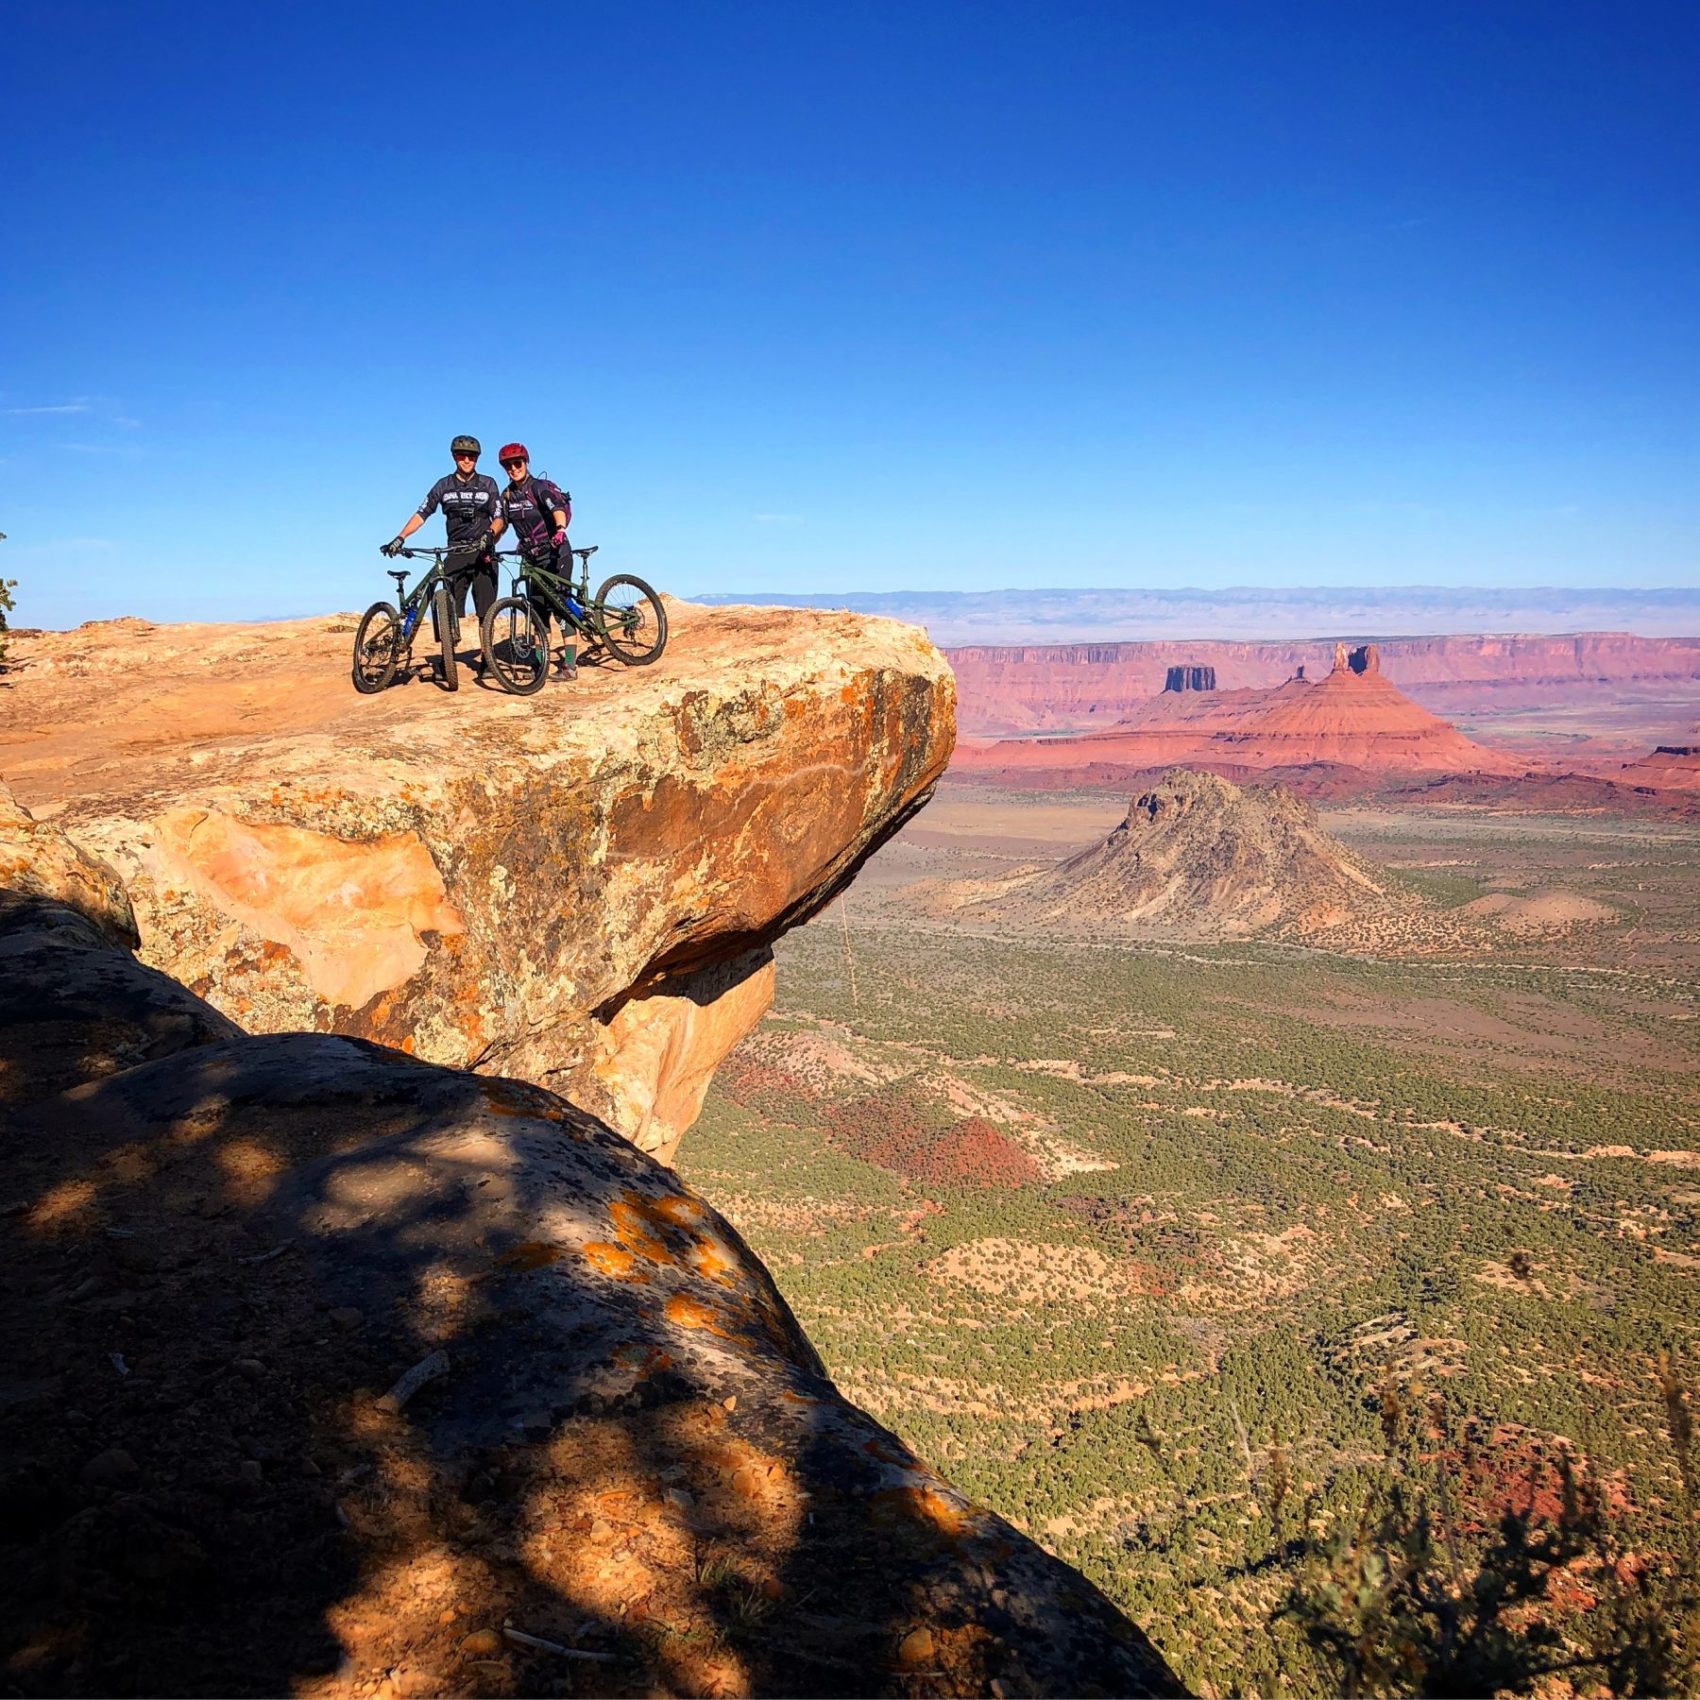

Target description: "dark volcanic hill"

left=984, top=768, right=1421, bottom=939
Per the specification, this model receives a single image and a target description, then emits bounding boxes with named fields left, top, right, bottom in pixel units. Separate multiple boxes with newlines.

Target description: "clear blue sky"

left=3, top=0, right=1696, bottom=628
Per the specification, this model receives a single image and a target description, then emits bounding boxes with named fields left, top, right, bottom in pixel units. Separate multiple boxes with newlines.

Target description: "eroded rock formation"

left=945, top=632, right=1700, bottom=737
left=954, top=641, right=1521, bottom=790
left=0, top=800, right=1182, bottom=1698
left=0, top=603, right=953, bottom=1160
left=952, top=768, right=1419, bottom=939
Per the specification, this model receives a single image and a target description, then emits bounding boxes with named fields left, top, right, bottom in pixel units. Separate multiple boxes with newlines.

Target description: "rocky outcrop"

left=0, top=799, right=1183, bottom=1697
left=1621, top=744, right=1700, bottom=791
left=946, top=632, right=1700, bottom=736
left=1163, top=665, right=1216, bottom=693
left=953, top=768, right=1418, bottom=939
left=953, top=643, right=1521, bottom=790
left=0, top=604, right=954, bottom=1160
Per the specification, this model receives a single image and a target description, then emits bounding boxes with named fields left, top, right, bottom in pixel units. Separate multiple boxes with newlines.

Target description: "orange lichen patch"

left=608, top=1195, right=672, bottom=1263
left=862, top=1434, right=916, bottom=1469
left=610, top=1342, right=673, bottom=1377
left=496, top=1240, right=564, bottom=1274
left=479, top=1079, right=565, bottom=1123
left=648, top=1193, right=708, bottom=1227
left=146, top=807, right=464, bottom=1009
left=870, top=1482, right=974, bottom=1541
left=27, top=1178, right=99, bottom=1230
left=688, top=1237, right=739, bottom=1286
left=582, top=1240, right=642, bottom=1280
left=665, top=1292, right=733, bottom=1336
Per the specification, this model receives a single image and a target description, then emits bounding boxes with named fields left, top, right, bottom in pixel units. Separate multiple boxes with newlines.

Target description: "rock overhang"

left=0, top=600, right=956, bottom=1158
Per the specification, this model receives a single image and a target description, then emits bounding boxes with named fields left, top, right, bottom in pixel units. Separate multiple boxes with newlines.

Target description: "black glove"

left=381, top=536, right=406, bottom=557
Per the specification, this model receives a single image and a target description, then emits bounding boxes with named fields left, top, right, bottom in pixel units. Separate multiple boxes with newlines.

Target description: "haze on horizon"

left=2, top=0, right=1696, bottom=631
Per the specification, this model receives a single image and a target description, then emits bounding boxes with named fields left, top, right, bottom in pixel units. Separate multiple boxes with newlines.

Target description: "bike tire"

left=481, top=596, right=551, bottom=696
left=433, top=583, right=459, bottom=692
left=593, top=573, right=668, bottom=666
left=351, top=601, right=402, bottom=694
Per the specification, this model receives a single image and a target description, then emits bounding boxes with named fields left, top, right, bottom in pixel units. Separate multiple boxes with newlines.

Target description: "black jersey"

left=416, top=471, right=503, bottom=545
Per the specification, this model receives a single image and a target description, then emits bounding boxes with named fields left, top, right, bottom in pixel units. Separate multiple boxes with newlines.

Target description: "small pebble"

left=329, top=1307, right=364, bottom=1331
left=460, top=1629, right=502, bottom=1657
left=233, top=1357, right=266, bottom=1380
left=897, top=1626, right=936, bottom=1667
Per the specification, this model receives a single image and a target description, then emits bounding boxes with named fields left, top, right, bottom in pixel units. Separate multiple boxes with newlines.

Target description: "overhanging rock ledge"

left=0, top=600, right=955, bottom=1161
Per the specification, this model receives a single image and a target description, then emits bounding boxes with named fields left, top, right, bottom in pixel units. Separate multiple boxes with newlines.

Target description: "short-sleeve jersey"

left=502, top=476, right=571, bottom=560
left=416, top=471, right=503, bottom=546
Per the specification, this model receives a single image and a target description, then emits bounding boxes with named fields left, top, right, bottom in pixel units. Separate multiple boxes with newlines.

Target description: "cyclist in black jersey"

left=383, top=436, right=507, bottom=651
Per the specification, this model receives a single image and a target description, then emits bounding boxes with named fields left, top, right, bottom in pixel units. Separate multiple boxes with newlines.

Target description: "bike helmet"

left=498, top=442, right=529, bottom=464
left=450, top=434, right=482, bottom=457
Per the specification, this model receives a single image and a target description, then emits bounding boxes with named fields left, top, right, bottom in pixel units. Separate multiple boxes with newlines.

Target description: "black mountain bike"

left=351, top=547, right=476, bottom=694
left=480, top=545, right=667, bottom=696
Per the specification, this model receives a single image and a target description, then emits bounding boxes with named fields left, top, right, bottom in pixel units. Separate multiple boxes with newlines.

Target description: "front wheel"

left=481, top=597, right=550, bottom=695
left=593, top=573, right=668, bottom=666
left=433, top=583, right=459, bottom=692
left=352, top=601, right=402, bottom=694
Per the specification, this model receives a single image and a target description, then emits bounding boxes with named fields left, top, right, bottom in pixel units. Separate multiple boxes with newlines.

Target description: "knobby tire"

left=434, top=582, right=459, bottom=692
left=351, top=601, right=402, bottom=694
left=593, top=573, right=668, bottom=666
left=481, top=596, right=550, bottom=695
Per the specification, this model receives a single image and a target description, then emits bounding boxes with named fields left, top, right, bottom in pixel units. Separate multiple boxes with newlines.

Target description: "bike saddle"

left=572, top=544, right=599, bottom=561
left=387, top=569, right=409, bottom=587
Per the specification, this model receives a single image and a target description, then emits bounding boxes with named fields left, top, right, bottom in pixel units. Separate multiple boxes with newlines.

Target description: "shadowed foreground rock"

left=0, top=602, right=954, bottom=1161
left=0, top=811, right=1184, bottom=1699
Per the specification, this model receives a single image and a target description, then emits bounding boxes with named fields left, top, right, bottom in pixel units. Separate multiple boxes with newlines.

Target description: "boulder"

left=0, top=602, right=954, bottom=1158
left=0, top=807, right=1183, bottom=1699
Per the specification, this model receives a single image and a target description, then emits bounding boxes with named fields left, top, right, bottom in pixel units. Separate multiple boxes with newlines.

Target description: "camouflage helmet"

left=450, top=434, right=482, bottom=457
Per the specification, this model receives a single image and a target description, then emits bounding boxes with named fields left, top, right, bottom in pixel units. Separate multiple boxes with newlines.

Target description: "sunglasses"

left=501, top=458, right=526, bottom=470
left=455, top=451, right=478, bottom=461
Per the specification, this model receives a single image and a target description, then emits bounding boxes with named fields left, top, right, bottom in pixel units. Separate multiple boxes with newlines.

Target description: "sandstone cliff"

left=0, top=801, right=1182, bottom=1698
left=946, top=632, right=1700, bottom=736
left=953, top=643, right=1521, bottom=791
left=0, top=603, right=953, bottom=1161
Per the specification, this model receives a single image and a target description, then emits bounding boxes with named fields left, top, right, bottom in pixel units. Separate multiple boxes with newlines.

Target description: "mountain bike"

left=350, top=546, right=481, bottom=694
left=480, top=545, right=667, bottom=696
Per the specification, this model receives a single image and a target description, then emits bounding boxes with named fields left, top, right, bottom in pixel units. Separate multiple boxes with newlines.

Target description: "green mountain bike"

left=350, top=547, right=471, bottom=694
left=480, top=545, right=668, bottom=696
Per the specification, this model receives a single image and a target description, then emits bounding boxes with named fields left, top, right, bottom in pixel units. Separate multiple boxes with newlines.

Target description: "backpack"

left=520, top=476, right=572, bottom=547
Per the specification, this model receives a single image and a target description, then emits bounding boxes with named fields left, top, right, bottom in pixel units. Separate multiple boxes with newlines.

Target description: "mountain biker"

left=496, top=442, right=577, bottom=677
left=382, top=435, right=506, bottom=650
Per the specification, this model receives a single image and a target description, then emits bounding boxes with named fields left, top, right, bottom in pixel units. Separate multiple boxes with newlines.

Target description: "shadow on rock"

left=2, top=874, right=1184, bottom=1696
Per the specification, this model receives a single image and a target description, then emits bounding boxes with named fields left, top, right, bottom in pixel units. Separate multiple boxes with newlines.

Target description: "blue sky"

left=3, top=0, right=1696, bottom=628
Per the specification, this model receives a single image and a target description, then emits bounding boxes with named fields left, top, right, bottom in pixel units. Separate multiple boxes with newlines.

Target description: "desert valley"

left=2, top=601, right=1698, bottom=1697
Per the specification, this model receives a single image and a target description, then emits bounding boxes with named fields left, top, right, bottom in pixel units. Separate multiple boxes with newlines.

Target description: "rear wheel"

left=593, top=573, right=667, bottom=666
left=351, top=601, right=401, bottom=694
left=482, top=596, right=550, bottom=695
left=433, top=583, right=459, bottom=692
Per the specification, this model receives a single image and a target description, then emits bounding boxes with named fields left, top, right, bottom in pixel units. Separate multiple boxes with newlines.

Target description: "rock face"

left=0, top=604, right=954, bottom=1161
left=965, top=768, right=1416, bottom=939
left=954, top=642, right=1520, bottom=791
left=946, top=632, right=1700, bottom=737
left=1621, top=744, right=1700, bottom=791
left=1163, top=664, right=1216, bottom=693
left=0, top=800, right=1183, bottom=1698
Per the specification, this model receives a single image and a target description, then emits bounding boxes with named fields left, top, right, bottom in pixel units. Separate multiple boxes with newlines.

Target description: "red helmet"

left=497, top=442, right=529, bottom=465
